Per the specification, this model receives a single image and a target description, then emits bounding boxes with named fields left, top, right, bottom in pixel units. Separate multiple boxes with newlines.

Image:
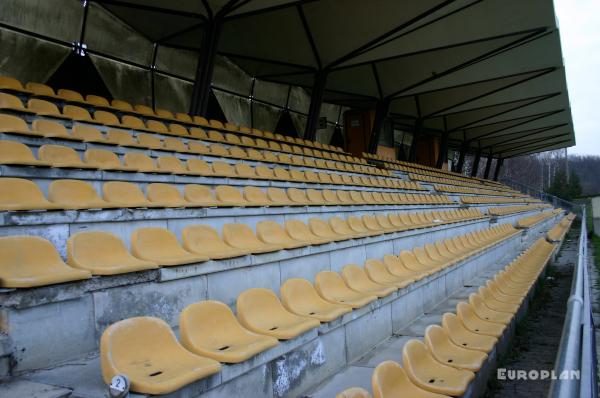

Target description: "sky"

left=554, top=0, right=600, bottom=156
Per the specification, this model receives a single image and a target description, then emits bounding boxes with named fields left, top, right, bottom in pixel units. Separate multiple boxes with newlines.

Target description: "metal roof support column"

left=408, top=118, right=421, bottom=162
left=304, top=70, right=328, bottom=141
left=437, top=130, right=449, bottom=169
left=456, top=142, right=467, bottom=173
left=493, top=157, right=504, bottom=181
left=483, top=150, right=494, bottom=179
left=368, top=98, right=391, bottom=154
left=471, top=148, right=482, bottom=177
left=190, top=18, right=222, bottom=116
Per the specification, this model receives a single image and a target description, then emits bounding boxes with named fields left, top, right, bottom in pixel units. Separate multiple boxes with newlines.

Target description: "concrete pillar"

left=471, top=148, right=482, bottom=177
left=368, top=98, right=391, bottom=154
left=304, top=71, right=328, bottom=141
left=190, top=19, right=222, bottom=116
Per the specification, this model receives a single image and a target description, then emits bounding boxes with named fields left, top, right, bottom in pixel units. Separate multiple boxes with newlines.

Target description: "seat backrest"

left=168, top=123, right=188, bottom=136
left=48, top=179, right=104, bottom=205
left=72, top=124, right=105, bottom=142
left=57, top=88, right=85, bottom=102
left=0, top=113, right=30, bottom=133
left=63, top=105, right=92, bottom=121
left=0, top=140, right=39, bottom=164
left=123, top=152, right=155, bottom=171
left=155, top=108, right=174, bottom=119
left=244, top=186, right=270, bottom=204
left=0, top=177, right=49, bottom=209
left=86, top=94, right=110, bottom=107
left=84, top=149, right=122, bottom=169
left=147, top=183, right=184, bottom=205
left=222, top=223, right=260, bottom=246
left=215, top=185, right=245, bottom=203
left=0, top=76, right=26, bottom=91
left=111, top=99, right=134, bottom=111
left=183, top=184, right=215, bottom=204
left=235, top=163, right=256, bottom=178
left=136, top=133, right=163, bottom=149
left=27, top=98, right=61, bottom=115
left=103, top=181, right=148, bottom=204
left=38, top=144, right=81, bottom=165
left=67, top=231, right=142, bottom=267
left=182, top=224, right=233, bottom=254
left=285, top=219, right=315, bottom=241
left=163, top=137, right=188, bottom=152
left=104, top=129, right=134, bottom=146
left=94, top=110, right=120, bottom=125
left=133, top=104, right=155, bottom=116
left=189, top=127, right=208, bottom=139
left=0, top=92, right=25, bottom=109
left=187, top=159, right=213, bottom=175
left=121, top=115, right=146, bottom=130
left=146, top=120, right=168, bottom=134
left=157, top=156, right=186, bottom=173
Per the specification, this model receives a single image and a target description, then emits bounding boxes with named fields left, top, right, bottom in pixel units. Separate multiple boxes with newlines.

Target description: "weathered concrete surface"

left=1, top=379, right=71, bottom=398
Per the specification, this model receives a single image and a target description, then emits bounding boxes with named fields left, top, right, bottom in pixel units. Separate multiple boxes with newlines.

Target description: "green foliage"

left=546, top=168, right=582, bottom=201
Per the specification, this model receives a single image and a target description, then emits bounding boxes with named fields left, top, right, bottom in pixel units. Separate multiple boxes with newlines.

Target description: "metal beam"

left=304, top=70, right=328, bottom=140
left=92, top=0, right=207, bottom=19
left=368, top=98, right=391, bottom=153
left=190, top=18, right=222, bottom=116
left=493, top=157, right=503, bottom=180
left=483, top=150, right=493, bottom=178
left=471, top=147, right=482, bottom=177
left=437, top=117, right=449, bottom=169
left=500, top=139, right=572, bottom=158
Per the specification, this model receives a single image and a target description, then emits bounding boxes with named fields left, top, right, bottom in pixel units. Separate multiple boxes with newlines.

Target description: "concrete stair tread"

left=0, top=380, right=72, bottom=398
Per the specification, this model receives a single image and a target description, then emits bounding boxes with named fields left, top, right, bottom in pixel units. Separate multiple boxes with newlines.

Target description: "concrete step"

left=1, top=380, right=72, bottom=398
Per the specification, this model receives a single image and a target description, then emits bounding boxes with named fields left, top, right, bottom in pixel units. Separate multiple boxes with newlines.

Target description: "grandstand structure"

left=0, top=1, right=592, bottom=398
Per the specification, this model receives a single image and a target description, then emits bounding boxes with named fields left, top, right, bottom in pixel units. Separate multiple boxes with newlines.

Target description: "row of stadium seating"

left=488, top=204, right=551, bottom=216
left=97, top=223, right=520, bottom=394
left=0, top=178, right=458, bottom=211
left=0, top=209, right=487, bottom=285
left=407, top=172, right=516, bottom=193
left=337, top=237, right=558, bottom=398
left=516, top=209, right=562, bottom=228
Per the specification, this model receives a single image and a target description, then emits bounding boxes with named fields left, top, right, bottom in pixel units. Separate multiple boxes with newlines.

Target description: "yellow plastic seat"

left=94, top=110, right=122, bottom=127
left=280, top=278, right=351, bottom=322
left=315, top=271, right=378, bottom=308
left=72, top=124, right=106, bottom=142
left=84, top=149, right=129, bottom=171
left=348, top=216, right=381, bottom=237
left=468, top=294, right=512, bottom=324
left=168, top=124, right=189, bottom=137
left=234, top=163, right=257, bottom=179
left=137, top=133, right=163, bottom=149
left=180, top=301, right=278, bottom=363
left=67, top=231, right=158, bottom=275
left=103, top=181, right=153, bottom=207
left=341, top=264, right=397, bottom=297
left=147, top=183, right=189, bottom=207
left=0, top=114, right=36, bottom=136
left=243, top=186, right=272, bottom=206
left=215, top=185, right=248, bottom=206
left=337, top=387, right=373, bottom=398
left=236, top=288, right=320, bottom=340
left=306, top=189, right=326, bottom=205
left=329, top=216, right=362, bottom=238
left=121, top=115, right=151, bottom=131
left=0, top=140, right=47, bottom=166
left=182, top=185, right=219, bottom=207
left=0, top=76, right=29, bottom=92
left=187, top=140, right=210, bottom=155
left=222, top=223, right=282, bottom=254
left=256, top=221, right=309, bottom=249
left=163, top=137, right=189, bottom=153
left=265, top=187, right=292, bottom=206
left=63, top=105, right=93, bottom=121
left=27, top=99, right=69, bottom=119
left=0, top=92, right=34, bottom=113
left=131, top=227, right=208, bottom=266
left=309, top=218, right=346, bottom=241
left=442, top=313, right=497, bottom=353
left=285, top=219, right=330, bottom=245
left=182, top=224, right=249, bottom=259
left=123, top=153, right=159, bottom=173
left=402, top=339, right=475, bottom=396
left=212, top=161, right=237, bottom=177
left=48, top=179, right=111, bottom=209
left=105, top=129, right=139, bottom=147
left=0, top=178, right=60, bottom=211
left=364, top=259, right=414, bottom=289
left=37, top=144, right=88, bottom=168
left=86, top=94, right=111, bottom=107
left=287, top=187, right=310, bottom=205
left=156, top=156, right=187, bottom=174
left=186, top=159, right=214, bottom=176
left=372, top=361, right=449, bottom=398
left=0, top=236, right=91, bottom=288
left=424, top=325, right=487, bottom=372
left=456, top=302, right=504, bottom=337
left=101, top=316, right=221, bottom=395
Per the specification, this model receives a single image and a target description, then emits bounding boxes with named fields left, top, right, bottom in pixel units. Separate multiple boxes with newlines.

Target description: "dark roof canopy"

left=97, top=0, right=574, bottom=158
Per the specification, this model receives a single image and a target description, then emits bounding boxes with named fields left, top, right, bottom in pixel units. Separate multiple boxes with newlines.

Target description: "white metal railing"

left=548, top=208, right=598, bottom=398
